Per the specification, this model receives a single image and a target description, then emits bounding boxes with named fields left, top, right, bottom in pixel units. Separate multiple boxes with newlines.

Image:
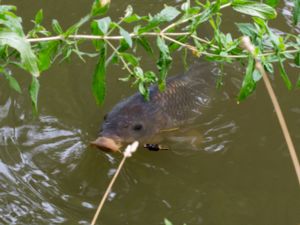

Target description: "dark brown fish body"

left=91, top=63, right=216, bottom=152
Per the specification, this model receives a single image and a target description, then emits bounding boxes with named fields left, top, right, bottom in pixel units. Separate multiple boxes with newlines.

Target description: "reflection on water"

left=282, top=0, right=300, bottom=33
left=0, top=98, right=10, bottom=120
left=0, top=93, right=94, bottom=224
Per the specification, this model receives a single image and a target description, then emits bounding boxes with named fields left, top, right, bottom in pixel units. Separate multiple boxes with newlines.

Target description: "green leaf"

left=0, top=5, right=24, bottom=36
left=65, top=15, right=91, bottom=37
left=37, top=41, right=59, bottom=72
left=235, top=23, right=257, bottom=37
left=137, top=37, right=153, bottom=54
left=252, top=69, right=262, bottom=81
left=29, top=76, right=40, bottom=113
left=297, top=74, right=300, bottom=88
left=35, top=9, right=43, bottom=24
left=264, top=0, right=279, bottom=7
left=138, top=6, right=180, bottom=33
left=132, top=66, right=148, bottom=99
left=52, top=19, right=63, bottom=34
left=96, top=17, right=111, bottom=34
left=138, top=82, right=147, bottom=97
left=0, top=5, right=17, bottom=13
left=119, top=27, right=132, bottom=48
left=8, top=76, right=22, bottom=94
left=278, top=59, right=292, bottom=90
left=189, top=6, right=212, bottom=31
left=124, top=5, right=133, bottom=18
left=238, top=56, right=256, bottom=101
left=91, top=0, right=110, bottom=17
left=2, top=70, right=22, bottom=93
left=156, top=36, right=172, bottom=90
left=263, top=61, right=274, bottom=73
left=182, top=48, right=188, bottom=70
left=266, top=26, right=282, bottom=49
left=169, top=35, right=189, bottom=53
left=155, top=6, right=181, bottom=22
left=118, top=74, right=132, bottom=82
left=164, top=218, right=173, bottom=225
left=181, top=0, right=191, bottom=11
left=119, top=39, right=130, bottom=51
left=295, top=51, right=300, bottom=66
left=91, top=20, right=105, bottom=50
left=157, top=36, right=169, bottom=55
left=92, top=42, right=107, bottom=105
left=134, top=66, right=144, bottom=78
left=120, top=53, right=139, bottom=66
left=0, top=32, right=39, bottom=77
left=232, top=0, right=277, bottom=20
left=293, top=0, right=300, bottom=25
left=123, top=14, right=141, bottom=23
left=144, top=71, right=157, bottom=82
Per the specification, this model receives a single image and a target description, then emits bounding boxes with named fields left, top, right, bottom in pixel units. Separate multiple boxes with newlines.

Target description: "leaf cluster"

left=0, top=0, right=299, bottom=111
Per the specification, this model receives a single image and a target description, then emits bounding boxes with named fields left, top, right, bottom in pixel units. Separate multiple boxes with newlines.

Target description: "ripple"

left=164, top=104, right=238, bottom=155
left=0, top=112, right=88, bottom=224
left=202, top=120, right=237, bottom=153
left=81, top=201, right=94, bottom=209
left=282, top=0, right=300, bottom=32
left=0, top=98, right=11, bottom=121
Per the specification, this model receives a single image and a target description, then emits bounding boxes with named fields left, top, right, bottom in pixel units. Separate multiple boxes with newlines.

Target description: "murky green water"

left=1, top=0, right=300, bottom=225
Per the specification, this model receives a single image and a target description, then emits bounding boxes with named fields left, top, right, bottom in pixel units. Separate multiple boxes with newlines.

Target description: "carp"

left=91, top=62, right=217, bottom=152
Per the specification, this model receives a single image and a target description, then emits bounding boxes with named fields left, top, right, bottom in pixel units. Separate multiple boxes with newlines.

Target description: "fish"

left=91, top=62, right=217, bottom=152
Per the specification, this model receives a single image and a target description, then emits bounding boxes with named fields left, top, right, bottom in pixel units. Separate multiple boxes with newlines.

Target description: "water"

left=1, top=0, right=300, bottom=225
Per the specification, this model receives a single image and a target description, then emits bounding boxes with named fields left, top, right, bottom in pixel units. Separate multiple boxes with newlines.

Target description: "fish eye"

left=132, top=124, right=143, bottom=131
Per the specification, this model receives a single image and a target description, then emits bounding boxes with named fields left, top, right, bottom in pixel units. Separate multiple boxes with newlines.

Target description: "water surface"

left=1, top=0, right=300, bottom=225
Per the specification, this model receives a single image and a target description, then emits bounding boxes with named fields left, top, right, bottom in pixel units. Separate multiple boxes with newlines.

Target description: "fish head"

left=91, top=95, right=162, bottom=152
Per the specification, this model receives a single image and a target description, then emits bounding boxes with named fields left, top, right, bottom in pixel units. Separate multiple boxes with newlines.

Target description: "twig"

left=162, top=34, right=197, bottom=52
left=26, top=32, right=190, bottom=43
left=162, top=34, right=247, bottom=58
left=26, top=33, right=299, bottom=60
left=191, top=34, right=218, bottom=48
left=241, top=36, right=300, bottom=187
left=106, top=40, right=133, bottom=74
left=91, top=141, right=139, bottom=225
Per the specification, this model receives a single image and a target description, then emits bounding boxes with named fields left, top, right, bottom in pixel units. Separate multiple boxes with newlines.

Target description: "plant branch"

left=162, top=34, right=247, bottom=58
left=161, top=1, right=232, bottom=33
left=26, top=32, right=190, bottom=43
left=27, top=32, right=298, bottom=61
left=106, top=40, right=133, bottom=74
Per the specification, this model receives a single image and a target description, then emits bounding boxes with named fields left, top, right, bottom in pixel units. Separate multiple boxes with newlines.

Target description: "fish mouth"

left=90, top=136, right=122, bottom=152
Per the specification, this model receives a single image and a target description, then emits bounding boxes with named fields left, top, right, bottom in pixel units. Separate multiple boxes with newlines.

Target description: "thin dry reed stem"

left=241, top=36, right=300, bottom=187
